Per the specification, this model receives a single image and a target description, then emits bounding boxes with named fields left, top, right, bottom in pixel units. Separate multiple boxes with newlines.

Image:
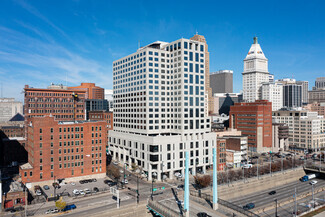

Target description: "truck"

left=61, top=204, right=76, bottom=212
left=300, top=174, right=316, bottom=182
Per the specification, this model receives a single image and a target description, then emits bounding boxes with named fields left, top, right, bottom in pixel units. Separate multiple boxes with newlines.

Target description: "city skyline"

left=1, top=0, right=325, bottom=101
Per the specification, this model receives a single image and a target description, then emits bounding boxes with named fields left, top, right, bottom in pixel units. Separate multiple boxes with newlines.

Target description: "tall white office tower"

left=109, top=38, right=216, bottom=181
left=261, top=82, right=283, bottom=111
left=242, top=37, right=270, bottom=102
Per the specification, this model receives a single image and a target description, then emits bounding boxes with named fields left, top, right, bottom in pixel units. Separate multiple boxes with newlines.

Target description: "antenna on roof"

left=196, top=29, right=198, bottom=35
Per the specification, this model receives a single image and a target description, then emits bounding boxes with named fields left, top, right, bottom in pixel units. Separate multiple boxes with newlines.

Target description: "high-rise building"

left=229, top=100, right=272, bottom=152
left=19, top=116, right=107, bottom=183
left=104, top=89, right=114, bottom=111
left=261, top=82, right=283, bottom=111
left=212, top=93, right=243, bottom=115
left=109, top=38, right=216, bottom=181
left=242, top=37, right=270, bottom=102
left=314, top=77, right=325, bottom=90
left=296, top=81, right=309, bottom=104
left=276, top=79, right=302, bottom=108
left=191, top=34, right=214, bottom=114
left=210, top=70, right=233, bottom=94
left=0, top=98, right=23, bottom=122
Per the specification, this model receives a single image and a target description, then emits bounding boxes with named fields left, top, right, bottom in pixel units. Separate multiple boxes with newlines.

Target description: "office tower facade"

left=191, top=34, right=214, bottom=114
left=104, top=89, right=114, bottom=111
left=261, top=82, right=283, bottom=111
left=273, top=111, right=325, bottom=152
left=229, top=100, right=272, bottom=152
left=296, top=81, right=309, bottom=104
left=283, top=83, right=302, bottom=108
left=212, top=93, right=243, bottom=115
left=314, top=77, right=325, bottom=90
left=19, top=116, right=107, bottom=183
left=210, top=70, right=233, bottom=94
left=109, top=38, right=216, bottom=181
left=242, top=37, right=270, bottom=102
left=0, top=98, right=23, bottom=122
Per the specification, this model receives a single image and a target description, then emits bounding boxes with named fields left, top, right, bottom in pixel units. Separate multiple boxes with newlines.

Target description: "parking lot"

left=39, top=177, right=113, bottom=198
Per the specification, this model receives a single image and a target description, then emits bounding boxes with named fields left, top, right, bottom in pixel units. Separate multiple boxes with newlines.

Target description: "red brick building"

left=19, top=116, right=107, bottom=183
left=229, top=100, right=272, bottom=152
left=216, top=139, right=226, bottom=171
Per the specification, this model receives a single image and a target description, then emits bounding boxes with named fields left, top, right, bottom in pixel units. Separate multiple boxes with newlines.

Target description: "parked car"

left=52, top=182, right=60, bottom=189
left=92, top=178, right=97, bottom=182
left=113, top=161, right=119, bottom=165
left=35, top=190, right=42, bottom=196
left=121, top=179, right=128, bottom=184
left=79, top=180, right=85, bottom=184
left=79, top=190, right=85, bottom=195
left=84, top=188, right=91, bottom=194
left=243, top=203, right=255, bottom=210
left=59, top=182, right=67, bottom=187
left=269, top=191, right=276, bottom=195
left=62, top=204, right=76, bottom=212
left=109, top=182, right=117, bottom=187
left=43, top=185, right=50, bottom=190
left=197, top=212, right=211, bottom=217
left=242, top=164, right=252, bottom=169
left=70, top=182, right=76, bottom=186
left=310, top=180, right=318, bottom=185
left=72, top=189, right=80, bottom=195
left=177, top=184, right=184, bottom=190
left=45, top=208, right=58, bottom=214
left=104, top=180, right=112, bottom=184
left=93, top=187, right=99, bottom=192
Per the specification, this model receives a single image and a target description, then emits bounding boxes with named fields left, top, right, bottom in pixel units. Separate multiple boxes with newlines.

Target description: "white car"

left=35, top=190, right=42, bottom=196
left=70, top=182, right=76, bottom=186
left=113, top=161, right=119, bottom=165
left=51, top=208, right=59, bottom=213
left=73, top=189, right=80, bottom=195
left=79, top=190, right=85, bottom=195
left=310, top=180, right=318, bottom=185
left=122, top=179, right=128, bottom=184
left=84, top=188, right=91, bottom=194
left=242, top=164, right=253, bottom=169
left=174, top=172, right=181, bottom=177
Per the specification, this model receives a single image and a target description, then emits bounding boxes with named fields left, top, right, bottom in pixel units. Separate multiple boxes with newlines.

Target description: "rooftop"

left=20, top=162, right=33, bottom=170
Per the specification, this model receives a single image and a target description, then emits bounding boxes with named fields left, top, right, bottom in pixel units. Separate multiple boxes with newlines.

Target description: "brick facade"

left=69, top=83, right=104, bottom=100
left=19, top=116, right=107, bottom=183
left=229, top=100, right=272, bottom=152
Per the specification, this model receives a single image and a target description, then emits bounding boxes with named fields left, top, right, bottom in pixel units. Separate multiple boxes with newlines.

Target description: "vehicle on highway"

left=300, top=174, right=316, bottom=182
left=310, top=180, right=318, bottom=185
left=197, top=212, right=211, bottom=217
left=243, top=203, right=255, bottom=210
left=43, top=185, right=50, bottom=190
left=79, top=190, right=85, bottom=195
left=268, top=190, right=276, bottom=195
left=84, top=188, right=91, bottom=194
left=93, top=187, right=99, bottom=192
left=72, top=189, right=80, bottom=195
left=62, top=204, right=76, bottom=212
left=70, top=182, right=76, bottom=186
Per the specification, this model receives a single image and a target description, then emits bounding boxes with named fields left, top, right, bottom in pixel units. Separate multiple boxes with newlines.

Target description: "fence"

left=189, top=190, right=260, bottom=217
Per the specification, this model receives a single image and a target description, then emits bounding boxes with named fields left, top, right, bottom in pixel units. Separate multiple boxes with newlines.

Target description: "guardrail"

left=147, top=200, right=181, bottom=217
left=189, top=190, right=260, bottom=217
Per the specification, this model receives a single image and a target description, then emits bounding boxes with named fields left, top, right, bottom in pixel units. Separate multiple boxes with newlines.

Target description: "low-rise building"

left=226, top=149, right=242, bottom=168
left=272, top=123, right=289, bottom=151
left=2, top=180, right=26, bottom=210
left=19, top=116, right=107, bottom=183
left=305, top=102, right=325, bottom=116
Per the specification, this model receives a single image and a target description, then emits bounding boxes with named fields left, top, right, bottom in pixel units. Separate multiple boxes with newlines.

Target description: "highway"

left=229, top=178, right=325, bottom=214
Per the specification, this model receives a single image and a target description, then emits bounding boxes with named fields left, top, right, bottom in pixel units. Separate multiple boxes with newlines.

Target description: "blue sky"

left=0, top=0, right=325, bottom=101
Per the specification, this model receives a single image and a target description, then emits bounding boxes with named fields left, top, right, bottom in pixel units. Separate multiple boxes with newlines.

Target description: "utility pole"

left=312, top=184, right=315, bottom=209
left=123, top=163, right=126, bottom=189
left=275, top=199, right=278, bottom=217
left=243, top=167, right=245, bottom=183
left=294, top=187, right=297, bottom=217
left=25, top=186, right=27, bottom=217
left=136, top=174, right=139, bottom=204
left=270, top=155, right=272, bottom=177
left=257, top=157, right=259, bottom=180
left=162, top=161, right=164, bottom=182
left=54, top=175, right=56, bottom=200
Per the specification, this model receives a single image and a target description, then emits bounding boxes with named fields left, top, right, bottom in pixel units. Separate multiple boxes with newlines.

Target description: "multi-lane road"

left=230, top=177, right=325, bottom=216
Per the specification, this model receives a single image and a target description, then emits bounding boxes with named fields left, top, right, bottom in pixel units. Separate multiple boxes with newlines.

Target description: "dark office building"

left=85, top=99, right=109, bottom=119
left=210, top=70, right=233, bottom=94
left=283, top=84, right=302, bottom=108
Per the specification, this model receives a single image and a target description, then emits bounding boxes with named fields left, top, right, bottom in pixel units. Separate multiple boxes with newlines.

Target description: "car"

left=243, top=203, right=255, bottom=210
left=84, top=188, right=91, bottom=194
left=70, top=182, right=76, bottom=186
left=72, top=189, right=80, bottom=195
left=177, top=200, right=184, bottom=206
left=51, top=208, right=59, bottom=213
left=197, top=212, right=211, bottom=217
left=45, top=209, right=51, bottom=214
left=113, top=161, right=119, bottom=165
left=62, top=204, right=76, bottom=212
left=242, top=164, right=252, bottom=169
left=104, top=180, right=112, bottom=184
left=174, top=172, right=181, bottom=177
left=92, top=178, right=97, bottom=182
left=177, top=185, right=184, bottom=190
left=79, top=180, right=84, bottom=184
left=43, top=185, right=50, bottom=190
left=310, top=180, right=318, bottom=185
left=83, top=179, right=89, bottom=183
left=109, top=182, right=117, bottom=187
left=79, top=190, right=85, bottom=195
left=59, top=182, right=67, bottom=186
left=121, top=179, right=128, bottom=184
left=93, top=187, right=99, bottom=192
left=269, top=191, right=276, bottom=195
left=35, top=190, right=42, bottom=196
left=52, top=182, right=60, bottom=189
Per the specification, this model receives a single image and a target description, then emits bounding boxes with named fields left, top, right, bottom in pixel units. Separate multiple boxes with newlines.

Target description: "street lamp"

left=151, top=172, right=157, bottom=201
left=123, top=163, right=126, bottom=189
left=275, top=199, right=278, bottom=217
